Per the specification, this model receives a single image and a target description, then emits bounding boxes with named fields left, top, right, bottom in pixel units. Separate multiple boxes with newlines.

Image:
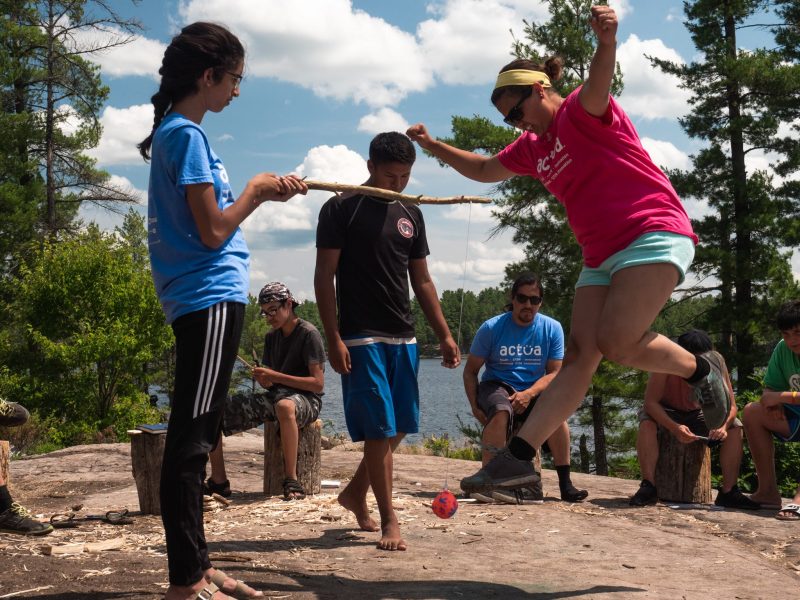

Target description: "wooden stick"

left=235, top=354, right=254, bottom=370
left=303, top=180, right=492, bottom=205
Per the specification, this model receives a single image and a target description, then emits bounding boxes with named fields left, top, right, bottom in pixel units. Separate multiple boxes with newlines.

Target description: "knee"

left=742, top=402, right=765, bottom=427
left=563, top=336, right=602, bottom=371
left=275, top=399, right=296, bottom=421
left=596, top=334, right=636, bottom=365
left=638, top=419, right=658, bottom=441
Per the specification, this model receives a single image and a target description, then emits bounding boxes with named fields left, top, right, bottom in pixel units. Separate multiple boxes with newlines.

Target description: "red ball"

left=432, top=489, right=458, bottom=519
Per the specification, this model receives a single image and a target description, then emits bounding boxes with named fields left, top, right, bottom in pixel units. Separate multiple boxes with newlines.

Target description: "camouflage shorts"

left=223, top=386, right=321, bottom=436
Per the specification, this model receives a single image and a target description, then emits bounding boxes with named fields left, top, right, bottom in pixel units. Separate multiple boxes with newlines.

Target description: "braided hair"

left=138, top=22, right=244, bottom=160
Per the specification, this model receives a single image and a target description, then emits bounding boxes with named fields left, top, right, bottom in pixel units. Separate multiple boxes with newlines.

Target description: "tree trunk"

left=591, top=396, right=608, bottom=476
left=579, top=433, right=591, bottom=474
left=655, top=428, right=712, bottom=503
left=264, top=420, right=321, bottom=496
left=130, top=430, right=166, bottom=514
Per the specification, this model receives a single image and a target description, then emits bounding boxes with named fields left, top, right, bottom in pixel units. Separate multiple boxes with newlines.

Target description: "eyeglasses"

left=227, top=71, right=243, bottom=89
left=503, top=87, right=533, bottom=126
left=259, top=303, right=283, bottom=318
left=514, top=292, right=542, bottom=306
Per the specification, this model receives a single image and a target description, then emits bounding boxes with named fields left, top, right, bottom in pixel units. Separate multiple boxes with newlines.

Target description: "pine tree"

left=651, top=0, right=800, bottom=389
left=0, top=0, right=142, bottom=248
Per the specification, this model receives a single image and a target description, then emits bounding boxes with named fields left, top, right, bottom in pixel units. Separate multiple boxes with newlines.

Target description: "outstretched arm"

left=406, top=124, right=515, bottom=183
left=579, top=5, right=618, bottom=118
left=187, top=174, right=307, bottom=248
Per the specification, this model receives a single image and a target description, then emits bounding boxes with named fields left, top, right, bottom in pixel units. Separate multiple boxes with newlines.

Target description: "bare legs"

left=635, top=419, right=746, bottom=492
left=208, top=398, right=301, bottom=493
left=515, top=264, right=696, bottom=449
left=743, top=402, right=790, bottom=507
left=337, top=433, right=406, bottom=550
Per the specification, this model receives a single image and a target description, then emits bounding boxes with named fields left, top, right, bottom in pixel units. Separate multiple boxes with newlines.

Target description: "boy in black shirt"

left=315, top=132, right=460, bottom=550
left=207, top=282, right=325, bottom=500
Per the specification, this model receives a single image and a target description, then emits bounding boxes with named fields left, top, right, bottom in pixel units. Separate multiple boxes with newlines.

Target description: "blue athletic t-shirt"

left=147, top=113, right=249, bottom=323
left=470, top=311, right=565, bottom=391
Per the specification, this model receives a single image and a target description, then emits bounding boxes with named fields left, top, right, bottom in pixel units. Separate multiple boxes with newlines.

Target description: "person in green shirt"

left=743, top=300, right=800, bottom=519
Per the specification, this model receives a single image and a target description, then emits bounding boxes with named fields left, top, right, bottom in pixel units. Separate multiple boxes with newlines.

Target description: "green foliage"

left=0, top=0, right=141, bottom=247
left=651, top=0, right=800, bottom=389
left=0, top=218, right=172, bottom=448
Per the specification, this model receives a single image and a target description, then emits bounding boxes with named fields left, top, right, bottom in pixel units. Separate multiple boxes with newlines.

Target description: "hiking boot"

left=629, top=480, right=658, bottom=507
left=714, top=485, right=761, bottom=510
left=689, top=352, right=730, bottom=430
left=460, top=447, right=540, bottom=493
left=491, top=479, right=544, bottom=505
left=0, top=398, right=29, bottom=428
left=470, top=491, right=496, bottom=504
left=561, top=484, right=589, bottom=503
left=0, top=502, right=54, bottom=536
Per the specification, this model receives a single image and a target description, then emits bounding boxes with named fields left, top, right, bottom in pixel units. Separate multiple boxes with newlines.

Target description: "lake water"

left=157, top=357, right=592, bottom=448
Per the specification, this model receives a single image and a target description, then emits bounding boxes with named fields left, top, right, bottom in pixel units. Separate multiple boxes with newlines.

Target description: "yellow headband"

left=494, top=69, right=552, bottom=90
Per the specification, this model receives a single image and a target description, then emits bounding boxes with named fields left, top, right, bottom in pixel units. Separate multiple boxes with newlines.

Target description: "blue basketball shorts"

left=341, top=336, right=420, bottom=442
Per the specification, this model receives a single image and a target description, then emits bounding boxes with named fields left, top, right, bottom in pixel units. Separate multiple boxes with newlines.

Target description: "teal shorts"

left=576, top=232, right=695, bottom=289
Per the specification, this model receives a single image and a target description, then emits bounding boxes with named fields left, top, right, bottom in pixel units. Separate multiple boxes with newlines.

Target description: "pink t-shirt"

left=497, top=87, right=697, bottom=267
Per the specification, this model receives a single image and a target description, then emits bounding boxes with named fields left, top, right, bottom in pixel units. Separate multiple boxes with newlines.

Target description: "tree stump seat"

left=654, top=428, right=712, bottom=503
left=263, top=419, right=322, bottom=496
left=129, top=429, right=167, bottom=515
left=0, top=441, right=9, bottom=484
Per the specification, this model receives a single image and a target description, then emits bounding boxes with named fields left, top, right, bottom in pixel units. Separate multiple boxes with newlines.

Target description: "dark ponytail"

left=138, top=22, right=245, bottom=161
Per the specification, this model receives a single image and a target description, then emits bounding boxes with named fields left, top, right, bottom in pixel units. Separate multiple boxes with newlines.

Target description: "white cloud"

left=107, top=175, right=147, bottom=204
left=640, top=137, right=690, bottom=171
left=68, top=21, right=165, bottom=79
left=180, top=0, right=432, bottom=107
left=218, top=133, right=235, bottom=142
left=88, top=104, right=153, bottom=166
left=616, top=34, right=692, bottom=120
left=442, top=202, right=498, bottom=224
left=242, top=143, right=368, bottom=234
left=357, top=108, right=410, bottom=135
left=429, top=240, right=524, bottom=286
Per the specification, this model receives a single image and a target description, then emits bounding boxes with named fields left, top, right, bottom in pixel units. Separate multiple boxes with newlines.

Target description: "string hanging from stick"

left=455, top=201, right=473, bottom=351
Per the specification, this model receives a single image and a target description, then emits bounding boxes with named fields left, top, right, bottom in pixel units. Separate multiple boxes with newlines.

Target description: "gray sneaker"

left=460, top=447, right=540, bottom=493
left=690, top=352, right=730, bottom=430
left=490, top=480, right=544, bottom=505
left=0, top=398, right=29, bottom=428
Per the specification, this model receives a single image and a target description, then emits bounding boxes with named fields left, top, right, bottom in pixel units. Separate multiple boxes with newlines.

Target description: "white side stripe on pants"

left=193, top=303, right=228, bottom=419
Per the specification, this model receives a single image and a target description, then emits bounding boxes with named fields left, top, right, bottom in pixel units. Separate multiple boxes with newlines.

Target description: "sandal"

left=209, top=569, right=264, bottom=598
left=189, top=580, right=221, bottom=600
left=203, top=478, right=231, bottom=498
left=775, top=503, right=800, bottom=521
left=282, top=477, right=306, bottom=501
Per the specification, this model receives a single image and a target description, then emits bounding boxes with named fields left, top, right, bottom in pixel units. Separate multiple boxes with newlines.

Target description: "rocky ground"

left=0, top=431, right=798, bottom=599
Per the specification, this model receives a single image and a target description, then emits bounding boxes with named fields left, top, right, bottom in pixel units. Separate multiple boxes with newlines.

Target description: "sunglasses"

left=514, top=292, right=542, bottom=306
left=503, top=87, right=533, bottom=126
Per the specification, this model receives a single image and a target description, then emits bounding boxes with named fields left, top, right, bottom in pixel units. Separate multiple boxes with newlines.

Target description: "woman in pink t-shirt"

left=408, top=6, right=731, bottom=493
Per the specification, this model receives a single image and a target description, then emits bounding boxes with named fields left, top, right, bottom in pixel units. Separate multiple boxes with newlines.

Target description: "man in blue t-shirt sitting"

left=463, top=272, right=587, bottom=505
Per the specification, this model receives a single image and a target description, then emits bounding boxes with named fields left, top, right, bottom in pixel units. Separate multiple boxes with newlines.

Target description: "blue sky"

left=77, top=0, right=797, bottom=300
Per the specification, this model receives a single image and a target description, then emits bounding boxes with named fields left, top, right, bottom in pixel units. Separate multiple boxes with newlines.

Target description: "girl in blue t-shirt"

left=138, top=22, right=305, bottom=600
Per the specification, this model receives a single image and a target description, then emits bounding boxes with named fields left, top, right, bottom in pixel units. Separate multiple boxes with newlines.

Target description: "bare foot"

left=164, top=580, right=233, bottom=600
left=205, top=568, right=263, bottom=598
left=377, top=520, right=407, bottom=551
left=338, top=490, right=379, bottom=532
